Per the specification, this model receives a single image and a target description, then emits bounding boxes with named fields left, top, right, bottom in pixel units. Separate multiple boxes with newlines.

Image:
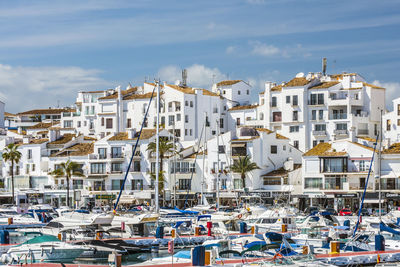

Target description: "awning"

left=134, top=191, right=152, bottom=199
left=113, top=195, right=136, bottom=204
left=231, top=143, right=246, bottom=148
left=380, top=171, right=399, bottom=179
left=364, top=199, right=384, bottom=204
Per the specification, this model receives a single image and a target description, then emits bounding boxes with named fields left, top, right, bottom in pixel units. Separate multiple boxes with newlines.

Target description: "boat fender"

left=238, top=214, right=242, bottom=219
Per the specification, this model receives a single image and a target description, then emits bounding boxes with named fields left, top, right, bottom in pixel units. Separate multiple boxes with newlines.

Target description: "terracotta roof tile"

left=17, top=108, right=75, bottom=115
left=228, top=104, right=258, bottom=111
left=383, top=143, right=400, bottom=154
left=283, top=77, right=310, bottom=87
left=52, top=143, right=94, bottom=157
left=255, top=128, right=274, bottom=134
left=98, top=87, right=138, bottom=100
left=48, top=134, right=75, bottom=145
left=26, top=122, right=57, bottom=129
left=216, top=80, right=241, bottom=87
left=271, top=85, right=283, bottom=91
left=303, top=142, right=347, bottom=157
left=308, top=81, right=340, bottom=89
left=363, top=82, right=385, bottom=90
left=123, top=91, right=162, bottom=100
left=4, top=112, right=15, bottom=116
left=276, top=133, right=289, bottom=140
left=108, top=129, right=158, bottom=141
left=29, top=138, right=48, bottom=144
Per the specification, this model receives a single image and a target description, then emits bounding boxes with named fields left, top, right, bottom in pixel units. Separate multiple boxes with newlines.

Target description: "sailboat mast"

left=173, top=121, right=176, bottom=207
left=379, top=109, right=383, bottom=223
left=201, top=112, right=207, bottom=205
left=216, top=119, right=220, bottom=211
left=155, top=81, right=160, bottom=213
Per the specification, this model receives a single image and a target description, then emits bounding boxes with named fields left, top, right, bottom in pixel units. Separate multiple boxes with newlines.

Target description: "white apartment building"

left=302, top=140, right=376, bottom=211
left=254, top=72, right=385, bottom=152
left=383, top=97, right=400, bottom=145
left=204, top=126, right=302, bottom=204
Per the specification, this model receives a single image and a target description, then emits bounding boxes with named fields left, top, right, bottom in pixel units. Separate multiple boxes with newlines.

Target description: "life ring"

left=238, top=214, right=243, bottom=219
left=273, top=253, right=283, bottom=260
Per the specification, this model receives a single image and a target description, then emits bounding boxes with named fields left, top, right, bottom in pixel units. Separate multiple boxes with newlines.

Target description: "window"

left=178, top=179, right=191, bottom=190
left=185, top=101, right=188, bottom=106
left=310, top=94, right=324, bottom=105
left=185, top=129, right=188, bottom=136
left=27, top=149, right=32, bottom=160
left=168, top=115, right=174, bottom=126
left=106, top=118, right=113, bottom=129
left=127, top=118, right=131, bottom=128
left=283, top=145, right=286, bottom=151
left=111, top=147, right=122, bottom=158
left=223, top=90, right=226, bottom=95
left=259, top=113, right=264, bottom=120
left=111, top=163, right=122, bottom=172
left=84, top=121, right=87, bottom=127
left=132, top=179, right=143, bottom=190
left=150, top=162, right=160, bottom=173
left=91, top=163, right=106, bottom=174
left=94, top=181, right=105, bottom=191
left=292, top=95, right=298, bottom=106
left=264, top=178, right=281, bottom=185
left=305, top=178, right=323, bottom=189
left=286, top=96, right=290, bottom=104
left=171, top=162, right=196, bottom=173
left=271, top=97, right=277, bottom=107
left=387, top=119, right=391, bottom=131
left=238, top=90, right=241, bottom=95
left=185, top=115, right=189, bottom=123
left=161, top=116, right=165, bottom=126
left=112, top=179, right=124, bottom=190
left=175, top=129, right=181, bottom=137
left=190, top=101, right=193, bottom=107
left=398, top=119, right=400, bottom=126
left=177, top=114, right=181, bottom=121
left=236, top=118, right=240, bottom=126
left=315, top=124, right=326, bottom=131
left=133, top=161, right=141, bottom=172
left=101, top=117, right=104, bottom=126
left=293, top=111, right=298, bottom=121
left=313, top=140, right=318, bottom=147
left=32, top=164, right=35, bottom=172
left=270, top=145, right=277, bottom=154
left=311, top=110, right=317, bottom=120
left=246, top=90, right=249, bottom=95
left=98, top=148, right=107, bottom=159
left=322, top=157, right=347, bottom=172
left=272, top=112, right=281, bottom=122
left=77, top=121, right=81, bottom=128
left=168, top=102, right=173, bottom=112
left=73, top=180, right=83, bottom=190
left=234, top=179, right=243, bottom=189
left=219, top=118, right=224, bottom=128
left=319, top=110, right=323, bottom=120
left=190, top=129, right=193, bottom=136
left=293, top=140, right=299, bottom=149
left=398, top=104, right=400, bottom=116
left=336, top=123, right=347, bottom=130
left=218, top=145, right=225, bottom=153
left=359, top=160, right=366, bottom=171
left=63, top=120, right=73, bottom=128
left=289, top=126, right=299, bottom=132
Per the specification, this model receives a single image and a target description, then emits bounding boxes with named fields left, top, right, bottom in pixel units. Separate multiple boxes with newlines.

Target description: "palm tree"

left=150, top=170, right=165, bottom=196
left=50, top=160, right=84, bottom=207
left=3, top=143, right=22, bottom=205
left=147, top=137, right=175, bottom=173
left=230, top=155, right=259, bottom=189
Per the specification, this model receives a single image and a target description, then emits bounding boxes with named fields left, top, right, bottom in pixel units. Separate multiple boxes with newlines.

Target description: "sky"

left=1, top=0, right=400, bottom=112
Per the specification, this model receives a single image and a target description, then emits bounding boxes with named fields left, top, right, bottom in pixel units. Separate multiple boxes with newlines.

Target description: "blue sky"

left=1, top=0, right=400, bottom=112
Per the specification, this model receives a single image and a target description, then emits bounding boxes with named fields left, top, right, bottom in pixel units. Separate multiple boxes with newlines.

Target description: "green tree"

left=150, top=170, right=165, bottom=196
left=3, top=143, right=22, bottom=204
left=50, top=160, right=84, bottom=207
left=230, top=155, right=259, bottom=189
left=147, top=137, right=175, bottom=173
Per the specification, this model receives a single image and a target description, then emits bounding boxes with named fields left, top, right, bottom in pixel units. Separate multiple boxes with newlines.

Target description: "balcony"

left=313, top=130, right=327, bottom=136
left=334, top=129, right=348, bottom=136
left=330, top=114, right=347, bottom=120
left=357, top=129, right=369, bottom=135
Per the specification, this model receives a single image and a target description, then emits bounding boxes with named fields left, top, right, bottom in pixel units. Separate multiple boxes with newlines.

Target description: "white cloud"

left=0, top=63, right=110, bottom=112
left=157, top=64, right=227, bottom=88
left=372, top=80, right=400, bottom=110
left=250, top=41, right=280, bottom=57
left=226, top=46, right=236, bottom=54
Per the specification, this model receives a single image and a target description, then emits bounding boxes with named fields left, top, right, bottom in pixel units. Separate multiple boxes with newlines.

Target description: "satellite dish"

left=296, top=72, right=305, bottom=78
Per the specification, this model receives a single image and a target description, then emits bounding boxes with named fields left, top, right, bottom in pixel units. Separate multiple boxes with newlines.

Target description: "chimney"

left=322, top=58, right=327, bottom=76
left=49, top=129, right=58, bottom=142
left=128, top=128, right=136, bottom=139
left=284, top=157, right=294, bottom=171
left=264, top=81, right=275, bottom=91
left=194, top=88, right=203, bottom=95
left=181, top=69, right=187, bottom=87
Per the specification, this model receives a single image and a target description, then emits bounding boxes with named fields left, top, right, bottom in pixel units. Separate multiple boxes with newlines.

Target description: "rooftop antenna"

left=182, top=69, right=187, bottom=87
left=57, top=100, right=60, bottom=108
left=322, top=58, right=327, bottom=76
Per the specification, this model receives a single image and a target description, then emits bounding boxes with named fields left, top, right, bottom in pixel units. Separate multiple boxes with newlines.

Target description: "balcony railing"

left=334, top=129, right=348, bottom=135
left=329, top=95, right=347, bottom=100
left=313, top=130, right=327, bottom=136
left=331, top=114, right=347, bottom=120
left=357, top=129, right=369, bottom=135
